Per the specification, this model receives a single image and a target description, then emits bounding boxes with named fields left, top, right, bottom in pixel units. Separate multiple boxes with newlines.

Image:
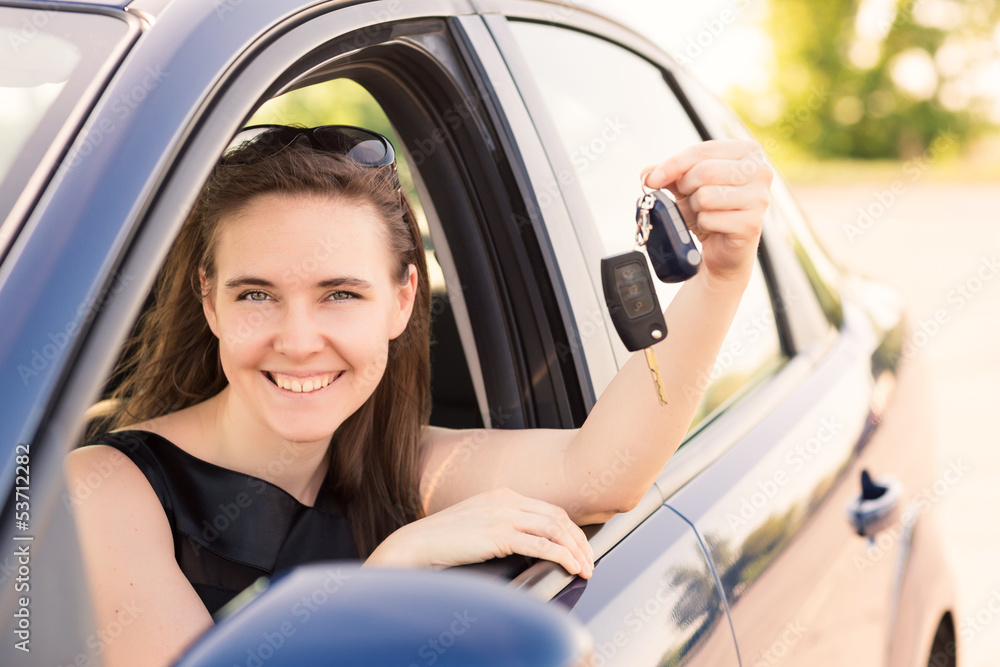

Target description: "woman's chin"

left=271, top=422, right=340, bottom=445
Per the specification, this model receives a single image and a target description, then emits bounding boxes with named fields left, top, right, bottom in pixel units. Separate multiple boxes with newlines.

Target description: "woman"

left=64, top=125, right=771, bottom=665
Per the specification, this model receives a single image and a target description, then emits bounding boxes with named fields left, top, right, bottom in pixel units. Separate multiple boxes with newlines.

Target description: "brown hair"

left=104, top=139, right=431, bottom=556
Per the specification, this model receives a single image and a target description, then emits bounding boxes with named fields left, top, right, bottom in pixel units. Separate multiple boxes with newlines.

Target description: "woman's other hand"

left=364, top=487, right=595, bottom=578
left=644, top=139, right=773, bottom=286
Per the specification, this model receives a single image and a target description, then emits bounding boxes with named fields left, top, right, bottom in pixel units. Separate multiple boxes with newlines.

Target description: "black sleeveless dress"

left=79, top=430, right=358, bottom=616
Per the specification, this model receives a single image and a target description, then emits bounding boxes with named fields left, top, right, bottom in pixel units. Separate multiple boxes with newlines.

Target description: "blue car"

left=0, top=0, right=959, bottom=665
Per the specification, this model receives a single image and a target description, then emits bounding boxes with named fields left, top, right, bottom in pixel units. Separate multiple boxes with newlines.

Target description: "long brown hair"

left=104, top=138, right=432, bottom=556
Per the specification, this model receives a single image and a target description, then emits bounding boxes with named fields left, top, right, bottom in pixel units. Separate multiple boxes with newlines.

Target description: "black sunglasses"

left=223, top=124, right=397, bottom=172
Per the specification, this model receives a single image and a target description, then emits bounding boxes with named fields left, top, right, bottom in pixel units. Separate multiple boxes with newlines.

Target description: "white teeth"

left=269, top=372, right=337, bottom=394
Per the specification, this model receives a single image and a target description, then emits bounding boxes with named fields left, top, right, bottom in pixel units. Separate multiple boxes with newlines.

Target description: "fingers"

left=686, top=184, right=769, bottom=215
left=488, top=488, right=594, bottom=578
left=674, top=157, right=771, bottom=196
left=509, top=508, right=594, bottom=578
left=511, top=493, right=594, bottom=561
left=644, top=139, right=766, bottom=191
left=692, top=207, right=766, bottom=238
left=507, top=532, right=591, bottom=578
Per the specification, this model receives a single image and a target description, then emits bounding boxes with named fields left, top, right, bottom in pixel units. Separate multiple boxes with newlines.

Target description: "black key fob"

left=601, top=251, right=667, bottom=352
left=640, top=191, right=701, bottom=283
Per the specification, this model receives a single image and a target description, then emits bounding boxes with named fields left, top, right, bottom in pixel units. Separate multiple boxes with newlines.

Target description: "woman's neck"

left=201, top=387, right=333, bottom=506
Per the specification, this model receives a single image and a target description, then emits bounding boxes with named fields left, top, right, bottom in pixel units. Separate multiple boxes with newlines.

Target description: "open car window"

left=94, top=57, right=510, bottom=438
left=200, top=78, right=485, bottom=430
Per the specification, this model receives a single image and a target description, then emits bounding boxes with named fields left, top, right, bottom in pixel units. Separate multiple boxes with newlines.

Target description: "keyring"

left=640, top=168, right=656, bottom=196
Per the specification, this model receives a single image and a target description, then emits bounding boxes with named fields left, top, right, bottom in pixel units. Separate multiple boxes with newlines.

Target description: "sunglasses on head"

left=223, top=124, right=398, bottom=174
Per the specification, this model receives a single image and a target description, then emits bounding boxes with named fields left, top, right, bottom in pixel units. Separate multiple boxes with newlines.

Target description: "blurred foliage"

left=730, top=0, right=1000, bottom=159
left=247, top=78, right=421, bottom=214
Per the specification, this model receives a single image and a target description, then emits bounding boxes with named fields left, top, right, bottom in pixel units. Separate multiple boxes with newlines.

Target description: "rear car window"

left=0, top=8, right=132, bottom=231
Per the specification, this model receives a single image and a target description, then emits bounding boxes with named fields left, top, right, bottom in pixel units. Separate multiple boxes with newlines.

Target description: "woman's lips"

left=264, top=370, right=343, bottom=394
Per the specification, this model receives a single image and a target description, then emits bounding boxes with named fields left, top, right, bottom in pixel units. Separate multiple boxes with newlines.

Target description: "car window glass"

left=691, top=262, right=783, bottom=428
left=680, top=77, right=844, bottom=327
left=507, top=22, right=782, bottom=431
left=0, top=9, right=131, bottom=232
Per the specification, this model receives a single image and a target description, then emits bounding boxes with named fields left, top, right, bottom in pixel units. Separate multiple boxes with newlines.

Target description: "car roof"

left=38, top=0, right=130, bottom=8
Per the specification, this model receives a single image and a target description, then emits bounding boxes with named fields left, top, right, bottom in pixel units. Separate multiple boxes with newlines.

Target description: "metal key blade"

left=644, top=347, right=669, bottom=406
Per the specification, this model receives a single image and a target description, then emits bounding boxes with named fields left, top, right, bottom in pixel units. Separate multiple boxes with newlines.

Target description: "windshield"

left=0, top=8, right=132, bottom=239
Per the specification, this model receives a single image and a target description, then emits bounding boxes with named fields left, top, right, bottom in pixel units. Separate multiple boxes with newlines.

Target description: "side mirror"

left=173, top=564, right=593, bottom=666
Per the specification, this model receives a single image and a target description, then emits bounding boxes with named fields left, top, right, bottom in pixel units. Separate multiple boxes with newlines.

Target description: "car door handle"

left=845, top=469, right=903, bottom=537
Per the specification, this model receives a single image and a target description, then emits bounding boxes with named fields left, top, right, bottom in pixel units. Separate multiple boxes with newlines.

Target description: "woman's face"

left=202, top=192, right=417, bottom=444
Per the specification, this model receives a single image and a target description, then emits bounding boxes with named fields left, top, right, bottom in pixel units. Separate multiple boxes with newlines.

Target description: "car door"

left=482, top=5, right=922, bottom=666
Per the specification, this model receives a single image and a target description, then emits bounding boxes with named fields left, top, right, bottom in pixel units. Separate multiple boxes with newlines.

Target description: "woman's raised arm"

left=418, top=140, right=773, bottom=525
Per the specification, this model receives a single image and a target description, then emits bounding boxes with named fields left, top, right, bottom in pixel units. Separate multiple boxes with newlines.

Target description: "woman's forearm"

left=565, top=260, right=752, bottom=518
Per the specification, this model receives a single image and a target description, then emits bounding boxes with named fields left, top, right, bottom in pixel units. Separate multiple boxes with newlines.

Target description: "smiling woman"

left=63, top=110, right=771, bottom=664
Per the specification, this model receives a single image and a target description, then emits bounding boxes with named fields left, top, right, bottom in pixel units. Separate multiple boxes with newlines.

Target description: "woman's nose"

left=273, top=303, right=325, bottom=358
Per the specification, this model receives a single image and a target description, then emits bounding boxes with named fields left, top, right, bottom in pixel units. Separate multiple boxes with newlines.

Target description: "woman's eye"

left=328, top=291, right=358, bottom=301
left=239, top=290, right=270, bottom=302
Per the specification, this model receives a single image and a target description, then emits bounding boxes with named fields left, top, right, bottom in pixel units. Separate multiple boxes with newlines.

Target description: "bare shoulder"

left=64, top=444, right=153, bottom=505
left=64, top=445, right=213, bottom=665
left=107, top=399, right=211, bottom=459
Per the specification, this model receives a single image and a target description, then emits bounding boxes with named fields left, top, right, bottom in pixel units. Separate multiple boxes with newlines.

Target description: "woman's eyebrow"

left=316, top=277, right=374, bottom=290
left=224, top=276, right=273, bottom=290
left=223, top=275, right=374, bottom=290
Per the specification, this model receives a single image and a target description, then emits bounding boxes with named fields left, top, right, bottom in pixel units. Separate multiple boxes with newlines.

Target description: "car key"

left=637, top=190, right=701, bottom=283
left=600, top=252, right=669, bottom=405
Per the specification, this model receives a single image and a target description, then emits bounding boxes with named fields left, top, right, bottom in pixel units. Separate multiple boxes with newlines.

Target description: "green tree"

left=731, top=0, right=999, bottom=159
